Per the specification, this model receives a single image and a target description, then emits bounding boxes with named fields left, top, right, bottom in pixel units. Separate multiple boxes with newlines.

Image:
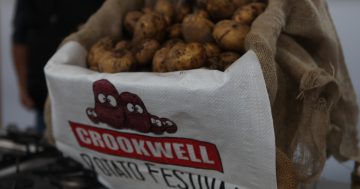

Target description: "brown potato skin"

left=206, top=0, right=236, bottom=20
left=219, top=52, right=241, bottom=70
left=203, top=43, right=222, bottom=67
left=203, top=43, right=221, bottom=58
left=153, top=47, right=172, bottom=72
left=154, top=0, right=174, bottom=25
left=175, top=0, right=193, bottom=22
left=133, top=39, right=160, bottom=66
left=87, top=37, right=116, bottom=71
left=233, top=2, right=266, bottom=25
left=163, top=39, right=184, bottom=48
left=213, top=20, right=250, bottom=52
left=196, top=0, right=207, bottom=9
left=167, top=23, right=182, bottom=39
left=142, top=7, right=154, bottom=14
left=88, top=37, right=136, bottom=73
left=114, top=40, right=130, bottom=51
left=232, top=0, right=257, bottom=7
left=88, top=0, right=263, bottom=73
left=209, top=52, right=240, bottom=71
left=124, top=11, right=144, bottom=33
left=165, top=42, right=207, bottom=71
left=133, top=12, right=168, bottom=43
left=182, top=11, right=214, bottom=43
left=98, top=50, right=136, bottom=73
left=153, top=40, right=185, bottom=72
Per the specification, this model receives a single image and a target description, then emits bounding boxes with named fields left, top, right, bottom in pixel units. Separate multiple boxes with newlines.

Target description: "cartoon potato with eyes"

left=120, top=92, right=152, bottom=133
left=150, top=114, right=166, bottom=135
left=161, top=118, right=178, bottom=133
left=86, top=79, right=177, bottom=134
left=86, top=79, right=125, bottom=129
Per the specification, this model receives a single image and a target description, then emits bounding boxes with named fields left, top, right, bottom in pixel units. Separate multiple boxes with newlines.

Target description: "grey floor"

left=301, top=179, right=350, bottom=189
left=317, top=179, right=350, bottom=189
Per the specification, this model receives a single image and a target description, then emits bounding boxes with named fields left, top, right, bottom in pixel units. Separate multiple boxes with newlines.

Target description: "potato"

left=124, top=11, right=144, bottom=33
left=196, top=0, right=207, bottom=9
left=196, top=9, right=211, bottom=19
left=154, top=0, right=174, bottom=25
left=213, top=20, right=250, bottom=52
left=153, top=47, right=172, bottom=72
left=87, top=37, right=116, bottom=71
left=207, top=57, right=220, bottom=70
left=163, top=38, right=184, bottom=48
left=233, top=2, right=266, bottom=25
left=203, top=43, right=221, bottom=58
left=232, top=0, right=257, bottom=7
left=133, top=39, right=160, bottom=66
left=167, top=23, right=182, bottom=39
left=98, top=49, right=136, bottom=73
left=219, top=52, right=241, bottom=69
left=182, top=10, right=214, bottom=43
left=143, top=7, right=154, bottom=14
left=114, top=40, right=130, bottom=51
left=145, top=0, right=155, bottom=9
left=205, top=0, right=236, bottom=20
left=209, top=52, right=240, bottom=71
left=175, top=0, right=193, bottom=22
left=153, top=40, right=185, bottom=72
left=133, top=12, right=168, bottom=42
left=203, top=43, right=221, bottom=67
left=165, top=42, right=207, bottom=71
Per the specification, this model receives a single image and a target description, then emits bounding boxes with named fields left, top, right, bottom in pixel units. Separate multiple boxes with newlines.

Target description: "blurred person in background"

left=12, top=0, right=104, bottom=135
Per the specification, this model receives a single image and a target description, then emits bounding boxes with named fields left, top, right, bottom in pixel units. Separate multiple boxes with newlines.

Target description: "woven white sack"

left=45, top=41, right=277, bottom=189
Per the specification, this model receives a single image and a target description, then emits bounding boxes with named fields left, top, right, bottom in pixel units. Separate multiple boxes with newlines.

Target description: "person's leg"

left=35, top=108, right=45, bottom=135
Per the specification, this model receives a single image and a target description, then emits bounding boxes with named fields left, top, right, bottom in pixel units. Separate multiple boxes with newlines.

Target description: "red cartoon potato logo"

left=161, top=118, right=178, bottom=134
left=86, top=79, right=125, bottom=129
left=120, top=92, right=152, bottom=133
left=86, top=79, right=178, bottom=134
left=149, top=115, right=166, bottom=135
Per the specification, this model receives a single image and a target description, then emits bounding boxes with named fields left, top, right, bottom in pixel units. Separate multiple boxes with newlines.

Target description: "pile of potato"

left=87, top=0, right=267, bottom=73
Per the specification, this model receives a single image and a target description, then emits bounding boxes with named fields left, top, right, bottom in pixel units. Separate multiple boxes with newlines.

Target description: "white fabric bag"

left=45, top=41, right=277, bottom=189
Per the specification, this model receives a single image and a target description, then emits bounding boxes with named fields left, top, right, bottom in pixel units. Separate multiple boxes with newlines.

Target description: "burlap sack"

left=246, top=0, right=359, bottom=185
left=44, top=0, right=359, bottom=188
